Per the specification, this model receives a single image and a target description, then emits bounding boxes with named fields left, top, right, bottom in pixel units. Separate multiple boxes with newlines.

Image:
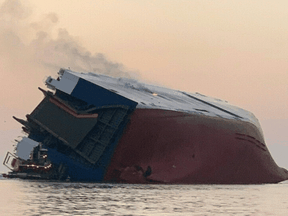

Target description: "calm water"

left=0, top=179, right=288, bottom=216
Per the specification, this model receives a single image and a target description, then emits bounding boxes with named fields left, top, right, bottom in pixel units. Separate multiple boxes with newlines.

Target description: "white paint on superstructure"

left=45, top=70, right=79, bottom=94
left=16, top=137, right=39, bottom=160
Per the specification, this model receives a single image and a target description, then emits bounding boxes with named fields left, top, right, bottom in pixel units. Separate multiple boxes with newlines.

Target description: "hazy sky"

left=1, top=0, right=288, bottom=169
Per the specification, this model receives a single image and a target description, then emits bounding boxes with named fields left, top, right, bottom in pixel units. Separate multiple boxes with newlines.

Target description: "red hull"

left=105, top=109, right=288, bottom=184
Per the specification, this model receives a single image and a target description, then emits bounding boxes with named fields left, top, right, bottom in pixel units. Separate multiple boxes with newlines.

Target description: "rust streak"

left=49, top=98, right=98, bottom=119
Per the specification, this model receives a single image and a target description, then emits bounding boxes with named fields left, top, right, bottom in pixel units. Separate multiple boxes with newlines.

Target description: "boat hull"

left=105, top=108, right=288, bottom=184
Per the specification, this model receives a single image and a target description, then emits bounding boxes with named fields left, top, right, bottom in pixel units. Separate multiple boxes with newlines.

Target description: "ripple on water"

left=0, top=179, right=288, bottom=215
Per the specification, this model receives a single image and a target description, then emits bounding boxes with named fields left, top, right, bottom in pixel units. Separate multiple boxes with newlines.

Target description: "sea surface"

left=0, top=179, right=288, bottom=216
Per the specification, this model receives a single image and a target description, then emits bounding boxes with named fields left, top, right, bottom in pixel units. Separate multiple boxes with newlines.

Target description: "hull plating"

left=105, top=109, right=288, bottom=184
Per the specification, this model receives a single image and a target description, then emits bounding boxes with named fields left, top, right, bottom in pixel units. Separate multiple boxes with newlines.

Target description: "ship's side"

left=105, top=109, right=288, bottom=184
left=3, top=68, right=288, bottom=183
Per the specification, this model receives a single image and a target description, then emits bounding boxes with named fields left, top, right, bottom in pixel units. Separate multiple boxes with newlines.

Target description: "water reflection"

left=0, top=179, right=288, bottom=215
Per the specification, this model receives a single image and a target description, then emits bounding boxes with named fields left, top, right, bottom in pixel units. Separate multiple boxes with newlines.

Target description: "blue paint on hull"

left=44, top=146, right=105, bottom=181
left=41, top=113, right=131, bottom=181
left=25, top=77, right=138, bottom=181
left=71, top=78, right=137, bottom=108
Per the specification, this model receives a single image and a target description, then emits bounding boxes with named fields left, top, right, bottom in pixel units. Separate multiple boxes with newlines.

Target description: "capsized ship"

left=3, top=68, right=288, bottom=183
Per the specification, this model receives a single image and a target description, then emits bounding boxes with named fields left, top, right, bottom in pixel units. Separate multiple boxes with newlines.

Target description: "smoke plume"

left=0, top=0, right=138, bottom=78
